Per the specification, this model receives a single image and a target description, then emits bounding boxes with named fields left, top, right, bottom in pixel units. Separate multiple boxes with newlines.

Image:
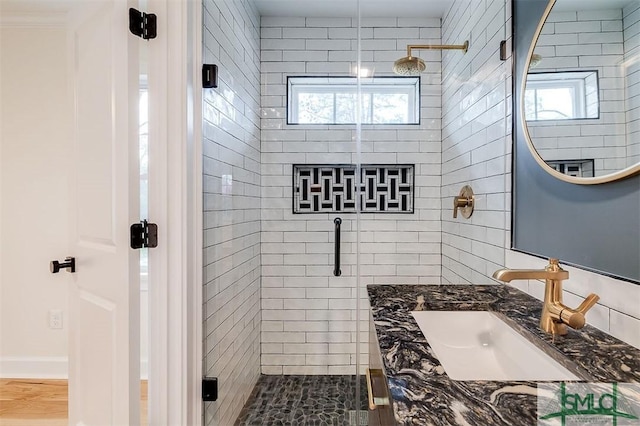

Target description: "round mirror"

left=522, top=0, right=640, bottom=184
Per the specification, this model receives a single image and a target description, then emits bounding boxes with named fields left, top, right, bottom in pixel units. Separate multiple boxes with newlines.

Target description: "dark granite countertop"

left=367, top=284, right=640, bottom=425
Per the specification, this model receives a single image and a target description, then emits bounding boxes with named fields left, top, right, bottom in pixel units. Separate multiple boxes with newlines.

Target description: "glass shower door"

left=266, top=1, right=367, bottom=423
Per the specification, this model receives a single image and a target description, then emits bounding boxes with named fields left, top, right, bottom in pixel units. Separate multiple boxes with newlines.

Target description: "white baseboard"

left=0, top=356, right=68, bottom=379
left=1, top=356, right=149, bottom=380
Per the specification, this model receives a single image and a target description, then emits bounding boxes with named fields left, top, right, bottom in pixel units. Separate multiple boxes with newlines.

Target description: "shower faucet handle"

left=453, top=185, right=474, bottom=219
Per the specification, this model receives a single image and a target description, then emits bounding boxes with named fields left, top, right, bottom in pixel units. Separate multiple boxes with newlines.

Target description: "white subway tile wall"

left=260, top=16, right=443, bottom=374
left=202, top=1, right=262, bottom=425
left=441, top=0, right=511, bottom=285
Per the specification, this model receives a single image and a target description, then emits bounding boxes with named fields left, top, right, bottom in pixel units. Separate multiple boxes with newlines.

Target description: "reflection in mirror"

left=524, top=0, right=640, bottom=179
left=525, top=71, right=599, bottom=121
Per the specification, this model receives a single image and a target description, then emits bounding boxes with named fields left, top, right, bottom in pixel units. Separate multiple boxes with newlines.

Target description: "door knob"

left=50, top=257, right=76, bottom=273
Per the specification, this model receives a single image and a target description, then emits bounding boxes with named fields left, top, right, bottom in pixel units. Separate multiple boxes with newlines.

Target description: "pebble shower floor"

left=235, top=375, right=368, bottom=426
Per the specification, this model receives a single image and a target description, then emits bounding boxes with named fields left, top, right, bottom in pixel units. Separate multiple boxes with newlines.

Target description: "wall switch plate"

left=49, top=310, right=63, bottom=329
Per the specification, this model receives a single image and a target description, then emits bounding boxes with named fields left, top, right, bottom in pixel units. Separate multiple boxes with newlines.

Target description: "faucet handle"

left=452, top=185, right=474, bottom=219
left=576, top=293, right=600, bottom=315
left=559, top=293, right=600, bottom=329
left=453, top=196, right=467, bottom=218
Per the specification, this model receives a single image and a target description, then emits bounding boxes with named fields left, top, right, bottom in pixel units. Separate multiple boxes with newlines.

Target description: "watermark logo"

left=538, top=382, right=640, bottom=425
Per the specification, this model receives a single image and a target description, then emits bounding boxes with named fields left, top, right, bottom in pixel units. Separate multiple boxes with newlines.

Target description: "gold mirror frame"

left=520, top=0, right=640, bottom=185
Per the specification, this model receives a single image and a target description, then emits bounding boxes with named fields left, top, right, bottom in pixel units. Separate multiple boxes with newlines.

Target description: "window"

left=525, top=71, right=599, bottom=121
left=287, top=76, right=420, bottom=125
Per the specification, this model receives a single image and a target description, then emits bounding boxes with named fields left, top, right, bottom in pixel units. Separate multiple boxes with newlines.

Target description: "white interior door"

left=67, top=1, right=141, bottom=424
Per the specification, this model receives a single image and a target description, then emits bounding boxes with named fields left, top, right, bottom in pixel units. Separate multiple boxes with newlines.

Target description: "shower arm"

left=405, top=41, right=469, bottom=57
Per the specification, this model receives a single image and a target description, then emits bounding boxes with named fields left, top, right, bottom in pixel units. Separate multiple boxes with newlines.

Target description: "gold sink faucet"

left=492, top=258, right=600, bottom=335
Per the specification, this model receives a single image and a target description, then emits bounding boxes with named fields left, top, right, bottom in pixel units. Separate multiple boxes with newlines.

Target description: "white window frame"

left=525, top=70, right=599, bottom=121
left=287, top=76, right=420, bottom=125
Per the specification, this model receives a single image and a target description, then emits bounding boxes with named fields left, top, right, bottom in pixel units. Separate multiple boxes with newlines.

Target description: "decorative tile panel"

left=293, top=164, right=414, bottom=214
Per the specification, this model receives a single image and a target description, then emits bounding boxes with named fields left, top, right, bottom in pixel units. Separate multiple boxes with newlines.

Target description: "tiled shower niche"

left=293, top=164, right=414, bottom=214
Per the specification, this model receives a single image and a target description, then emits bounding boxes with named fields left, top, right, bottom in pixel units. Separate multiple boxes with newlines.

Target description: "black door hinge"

left=129, top=8, right=157, bottom=40
left=130, top=220, right=158, bottom=249
left=202, top=377, right=218, bottom=402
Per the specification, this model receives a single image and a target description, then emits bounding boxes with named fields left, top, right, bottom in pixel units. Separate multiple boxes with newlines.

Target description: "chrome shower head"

left=392, top=56, right=426, bottom=76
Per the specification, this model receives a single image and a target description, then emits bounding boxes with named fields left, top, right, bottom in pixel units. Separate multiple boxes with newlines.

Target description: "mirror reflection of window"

left=525, top=71, right=599, bottom=121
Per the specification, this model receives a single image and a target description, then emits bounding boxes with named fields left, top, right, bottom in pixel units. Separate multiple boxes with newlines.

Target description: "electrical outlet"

left=49, top=310, right=63, bottom=329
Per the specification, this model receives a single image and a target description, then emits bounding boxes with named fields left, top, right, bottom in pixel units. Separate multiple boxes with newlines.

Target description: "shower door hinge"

left=130, top=220, right=158, bottom=249
left=499, top=40, right=507, bottom=61
left=202, top=64, right=218, bottom=89
left=202, top=377, right=218, bottom=402
left=129, top=8, right=157, bottom=40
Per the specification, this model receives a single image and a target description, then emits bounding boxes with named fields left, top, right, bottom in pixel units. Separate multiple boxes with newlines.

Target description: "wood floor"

left=0, top=379, right=148, bottom=426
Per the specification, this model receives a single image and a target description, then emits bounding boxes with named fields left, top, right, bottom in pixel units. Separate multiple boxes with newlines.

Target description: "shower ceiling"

left=251, top=0, right=453, bottom=17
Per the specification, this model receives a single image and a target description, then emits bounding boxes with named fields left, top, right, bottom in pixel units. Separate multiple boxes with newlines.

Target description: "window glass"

left=525, top=71, right=599, bottom=121
left=288, top=76, right=420, bottom=125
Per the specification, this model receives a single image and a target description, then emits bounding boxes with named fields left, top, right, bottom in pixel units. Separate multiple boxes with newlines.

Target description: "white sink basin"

left=411, top=311, right=579, bottom=381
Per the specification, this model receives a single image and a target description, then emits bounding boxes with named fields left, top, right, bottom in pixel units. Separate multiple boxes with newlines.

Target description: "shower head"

left=392, top=56, right=426, bottom=76
left=529, top=53, right=542, bottom=68
left=392, top=41, right=469, bottom=75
